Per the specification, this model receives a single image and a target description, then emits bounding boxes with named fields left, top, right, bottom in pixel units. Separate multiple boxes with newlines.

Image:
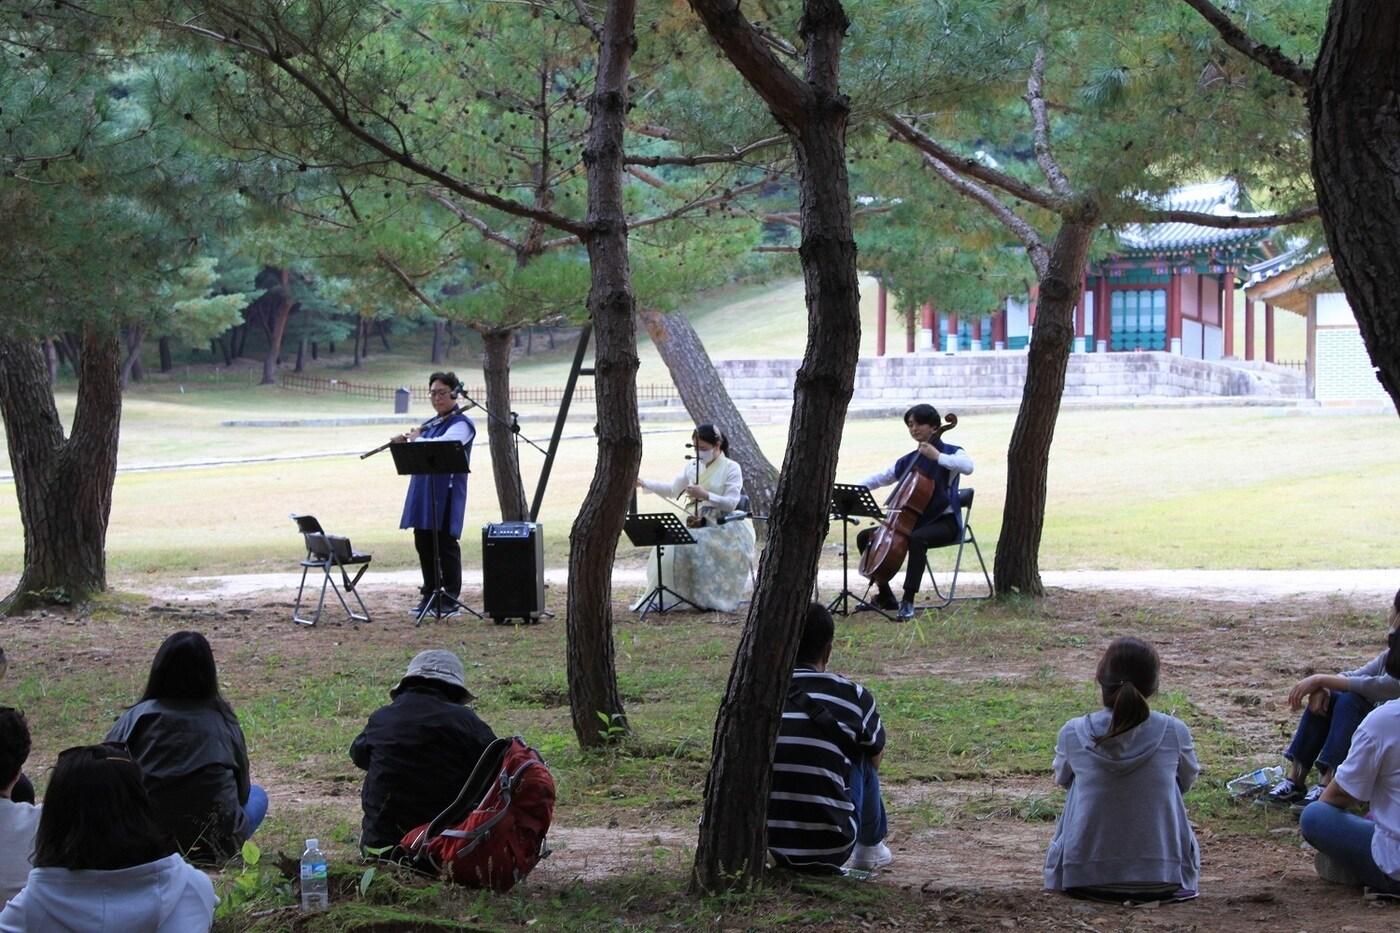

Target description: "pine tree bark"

left=689, top=0, right=862, bottom=891
left=479, top=329, right=530, bottom=522
left=158, top=336, right=173, bottom=373
left=565, top=0, right=640, bottom=749
left=0, top=329, right=123, bottom=613
left=638, top=306, right=778, bottom=523
left=1310, top=1, right=1400, bottom=413
left=993, top=210, right=1098, bottom=596
left=262, top=268, right=295, bottom=385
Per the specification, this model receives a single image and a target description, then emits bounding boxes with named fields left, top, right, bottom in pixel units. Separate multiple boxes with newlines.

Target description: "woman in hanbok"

left=633, top=423, right=756, bottom=613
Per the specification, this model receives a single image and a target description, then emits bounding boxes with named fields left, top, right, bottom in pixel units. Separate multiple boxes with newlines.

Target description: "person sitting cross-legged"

left=767, top=603, right=891, bottom=874
left=1298, top=628, right=1400, bottom=897
left=351, top=650, right=497, bottom=851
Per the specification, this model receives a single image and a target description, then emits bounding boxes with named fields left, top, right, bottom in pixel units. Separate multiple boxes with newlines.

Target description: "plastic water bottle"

left=300, top=839, right=329, bottom=912
left=1227, top=765, right=1284, bottom=798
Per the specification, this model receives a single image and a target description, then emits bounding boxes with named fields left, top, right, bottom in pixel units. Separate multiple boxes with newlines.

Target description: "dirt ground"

left=2, top=583, right=1396, bottom=931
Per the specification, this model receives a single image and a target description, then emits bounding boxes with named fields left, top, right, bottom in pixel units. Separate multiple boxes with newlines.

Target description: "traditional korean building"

left=874, top=181, right=1279, bottom=359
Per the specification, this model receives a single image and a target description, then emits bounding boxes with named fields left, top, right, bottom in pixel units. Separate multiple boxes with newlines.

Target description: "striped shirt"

left=767, top=667, right=886, bottom=872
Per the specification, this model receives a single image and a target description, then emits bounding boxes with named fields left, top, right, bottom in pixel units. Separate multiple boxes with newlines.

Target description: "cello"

left=858, top=413, right=959, bottom=585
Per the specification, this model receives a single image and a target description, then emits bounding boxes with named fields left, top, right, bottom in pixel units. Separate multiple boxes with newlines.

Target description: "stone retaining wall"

left=714, top=352, right=1306, bottom=402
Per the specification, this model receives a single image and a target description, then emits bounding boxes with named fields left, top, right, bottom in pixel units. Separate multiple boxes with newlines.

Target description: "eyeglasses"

left=428, top=389, right=453, bottom=398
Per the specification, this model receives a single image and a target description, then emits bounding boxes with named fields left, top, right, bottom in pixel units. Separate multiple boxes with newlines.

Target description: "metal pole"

left=529, top=322, right=593, bottom=522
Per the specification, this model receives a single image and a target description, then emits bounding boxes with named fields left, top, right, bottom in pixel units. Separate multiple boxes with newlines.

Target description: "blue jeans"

left=847, top=757, right=887, bottom=846
left=1300, top=801, right=1400, bottom=894
left=244, top=784, right=269, bottom=836
left=1285, top=691, right=1374, bottom=775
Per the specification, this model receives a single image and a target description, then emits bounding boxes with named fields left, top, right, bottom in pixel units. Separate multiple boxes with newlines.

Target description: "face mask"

left=697, top=448, right=716, bottom=464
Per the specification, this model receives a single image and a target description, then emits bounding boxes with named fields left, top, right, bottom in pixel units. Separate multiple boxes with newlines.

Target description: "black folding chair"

left=920, top=488, right=992, bottom=609
left=291, top=514, right=372, bottom=625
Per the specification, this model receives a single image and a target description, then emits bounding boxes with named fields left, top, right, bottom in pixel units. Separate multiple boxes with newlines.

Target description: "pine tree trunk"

left=993, top=212, right=1098, bottom=596
left=431, top=321, right=447, bottom=364
left=294, top=339, right=307, bottom=372
left=1310, top=1, right=1400, bottom=413
left=158, top=336, right=173, bottom=373
left=0, top=329, right=123, bottom=613
left=565, top=0, right=640, bottom=749
left=119, top=325, right=146, bottom=391
left=638, top=306, right=779, bottom=524
left=352, top=320, right=364, bottom=367
left=480, top=329, right=530, bottom=522
left=377, top=320, right=391, bottom=351
left=262, top=269, right=295, bottom=386
left=689, top=0, right=863, bottom=891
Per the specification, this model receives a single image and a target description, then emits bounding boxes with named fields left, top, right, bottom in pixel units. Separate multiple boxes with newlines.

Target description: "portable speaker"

left=481, top=522, right=545, bottom=624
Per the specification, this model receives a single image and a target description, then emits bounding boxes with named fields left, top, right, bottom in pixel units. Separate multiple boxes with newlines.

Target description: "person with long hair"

left=1258, top=588, right=1400, bottom=809
left=105, top=631, right=266, bottom=864
left=1298, top=628, right=1400, bottom=896
left=632, top=423, right=756, bottom=613
left=1044, top=637, right=1200, bottom=901
left=0, top=743, right=216, bottom=931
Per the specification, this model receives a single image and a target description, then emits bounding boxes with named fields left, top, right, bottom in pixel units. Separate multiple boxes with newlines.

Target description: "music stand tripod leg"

left=415, top=485, right=482, bottom=626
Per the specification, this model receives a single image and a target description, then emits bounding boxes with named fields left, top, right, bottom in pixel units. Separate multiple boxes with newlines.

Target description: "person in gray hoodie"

left=1259, top=588, right=1400, bottom=809
left=0, top=743, right=216, bottom=932
left=1044, top=637, right=1200, bottom=901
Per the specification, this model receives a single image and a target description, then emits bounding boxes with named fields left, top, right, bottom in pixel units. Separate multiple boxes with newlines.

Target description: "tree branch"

left=424, top=190, right=523, bottom=252
left=686, top=0, right=813, bottom=131
left=570, top=0, right=603, bottom=41
left=1025, top=49, right=1073, bottom=199
left=624, top=134, right=788, bottom=167
left=917, top=152, right=1049, bottom=278
left=884, top=114, right=1062, bottom=213
left=1177, top=0, right=1312, bottom=88
left=157, top=18, right=590, bottom=237
left=378, top=253, right=445, bottom=317
left=1128, top=204, right=1320, bottom=228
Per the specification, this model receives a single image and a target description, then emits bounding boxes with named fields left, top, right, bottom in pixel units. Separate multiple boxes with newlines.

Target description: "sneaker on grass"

left=847, top=841, right=893, bottom=871
left=1291, top=783, right=1326, bottom=813
left=1255, top=778, right=1307, bottom=808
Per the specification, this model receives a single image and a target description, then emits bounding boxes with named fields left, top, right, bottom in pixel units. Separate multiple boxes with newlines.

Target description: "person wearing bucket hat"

left=350, top=650, right=496, bottom=849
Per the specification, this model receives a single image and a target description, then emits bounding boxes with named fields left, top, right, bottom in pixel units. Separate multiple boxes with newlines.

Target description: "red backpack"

left=398, top=736, right=555, bottom=892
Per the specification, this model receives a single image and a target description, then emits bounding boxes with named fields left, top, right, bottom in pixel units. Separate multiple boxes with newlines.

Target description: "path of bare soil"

left=2, top=582, right=1396, bottom=930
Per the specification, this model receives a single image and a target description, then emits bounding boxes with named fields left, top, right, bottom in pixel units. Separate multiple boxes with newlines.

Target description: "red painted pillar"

left=1244, top=297, right=1255, bottom=361
left=1028, top=282, right=1039, bottom=325
left=972, top=314, right=983, bottom=349
left=1265, top=302, right=1276, bottom=363
left=906, top=302, right=915, bottom=353
left=945, top=311, right=958, bottom=351
left=993, top=309, right=1007, bottom=347
left=1222, top=268, right=1235, bottom=357
left=1096, top=276, right=1110, bottom=349
left=876, top=279, right=887, bottom=357
left=1167, top=269, right=1182, bottom=353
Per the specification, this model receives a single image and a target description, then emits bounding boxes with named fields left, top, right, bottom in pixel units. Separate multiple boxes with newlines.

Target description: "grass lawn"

left=0, top=587, right=1384, bottom=930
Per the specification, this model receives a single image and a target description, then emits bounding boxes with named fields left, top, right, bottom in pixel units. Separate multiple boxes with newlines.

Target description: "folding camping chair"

left=919, top=487, right=993, bottom=609
left=291, top=514, right=372, bottom=625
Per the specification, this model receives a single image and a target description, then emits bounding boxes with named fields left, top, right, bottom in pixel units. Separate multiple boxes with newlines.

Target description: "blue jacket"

left=398, top=413, right=474, bottom=537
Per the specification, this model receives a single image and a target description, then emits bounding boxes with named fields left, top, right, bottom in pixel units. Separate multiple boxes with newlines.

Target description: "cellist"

left=855, top=404, right=974, bottom=620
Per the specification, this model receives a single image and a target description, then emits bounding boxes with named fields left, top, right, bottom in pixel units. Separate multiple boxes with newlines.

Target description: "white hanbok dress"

left=632, top=455, right=756, bottom=612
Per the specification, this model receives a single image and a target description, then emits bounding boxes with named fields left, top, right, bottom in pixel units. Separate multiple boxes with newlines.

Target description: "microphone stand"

left=456, top=388, right=550, bottom=459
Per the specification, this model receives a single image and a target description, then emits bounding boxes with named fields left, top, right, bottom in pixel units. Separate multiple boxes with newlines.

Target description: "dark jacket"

left=106, top=698, right=251, bottom=863
left=350, top=686, right=497, bottom=849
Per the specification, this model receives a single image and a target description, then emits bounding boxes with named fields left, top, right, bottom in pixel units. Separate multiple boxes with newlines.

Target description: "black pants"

left=414, top=529, right=461, bottom=598
left=856, top=513, right=960, bottom=600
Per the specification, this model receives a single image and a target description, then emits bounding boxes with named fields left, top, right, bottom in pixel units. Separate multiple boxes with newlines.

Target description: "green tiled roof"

left=1112, top=180, right=1274, bottom=258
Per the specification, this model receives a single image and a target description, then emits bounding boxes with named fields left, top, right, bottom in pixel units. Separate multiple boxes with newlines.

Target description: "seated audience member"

left=0, top=708, right=40, bottom=908
left=106, top=631, right=266, bottom=863
left=767, top=603, right=891, bottom=873
left=1044, top=637, right=1200, bottom=901
left=1260, top=588, right=1400, bottom=808
left=0, top=743, right=216, bottom=932
left=351, top=650, right=497, bottom=850
left=1298, top=629, right=1400, bottom=896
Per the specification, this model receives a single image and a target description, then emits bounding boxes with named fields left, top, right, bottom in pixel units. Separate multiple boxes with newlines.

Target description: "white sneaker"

left=848, top=841, right=892, bottom=871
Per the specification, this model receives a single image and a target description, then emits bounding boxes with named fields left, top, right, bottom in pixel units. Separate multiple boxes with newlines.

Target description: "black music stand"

left=624, top=513, right=699, bottom=621
left=825, top=484, right=894, bottom=620
left=389, top=441, right=482, bottom=625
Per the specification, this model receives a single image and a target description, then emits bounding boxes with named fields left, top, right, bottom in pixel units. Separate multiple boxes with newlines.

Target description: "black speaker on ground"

left=482, top=522, right=545, bottom=624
